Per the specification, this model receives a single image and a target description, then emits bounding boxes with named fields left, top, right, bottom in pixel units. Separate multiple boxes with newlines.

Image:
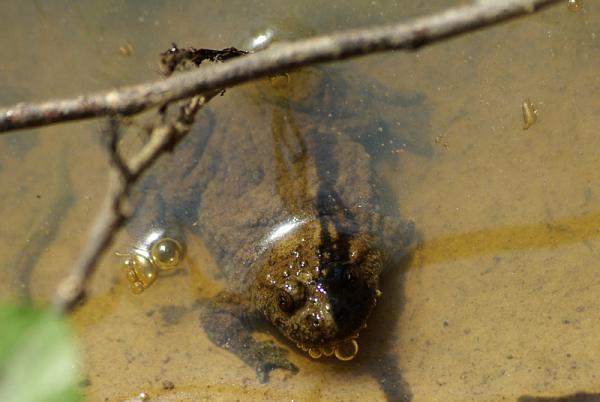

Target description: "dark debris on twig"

left=160, top=43, right=248, bottom=76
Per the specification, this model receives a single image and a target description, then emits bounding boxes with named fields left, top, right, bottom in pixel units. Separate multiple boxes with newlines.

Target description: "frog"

left=121, top=29, right=429, bottom=383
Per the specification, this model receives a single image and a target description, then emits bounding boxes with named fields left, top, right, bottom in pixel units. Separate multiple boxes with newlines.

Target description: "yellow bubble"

left=308, top=348, right=322, bottom=359
left=321, top=345, right=335, bottom=357
left=150, top=237, right=184, bottom=270
left=334, top=339, right=359, bottom=361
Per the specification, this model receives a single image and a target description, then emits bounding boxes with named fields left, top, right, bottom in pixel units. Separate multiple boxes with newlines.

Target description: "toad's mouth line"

left=296, top=334, right=360, bottom=361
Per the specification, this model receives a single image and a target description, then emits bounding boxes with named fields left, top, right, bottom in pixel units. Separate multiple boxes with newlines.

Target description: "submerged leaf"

left=0, top=304, right=81, bottom=402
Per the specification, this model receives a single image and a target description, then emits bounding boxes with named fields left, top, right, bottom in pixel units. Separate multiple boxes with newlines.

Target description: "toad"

left=121, top=41, right=428, bottom=382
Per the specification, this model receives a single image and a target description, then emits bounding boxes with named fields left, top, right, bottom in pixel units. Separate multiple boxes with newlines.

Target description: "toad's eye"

left=277, top=290, right=295, bottom=314
left=150, top=237, right=184, bottom=270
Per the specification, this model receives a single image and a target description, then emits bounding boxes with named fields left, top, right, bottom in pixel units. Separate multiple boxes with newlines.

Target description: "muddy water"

left=1, top=1, right=599, bottom=401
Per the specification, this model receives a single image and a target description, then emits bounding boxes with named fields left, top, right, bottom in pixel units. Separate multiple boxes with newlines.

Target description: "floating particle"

left=521, top=99, right=538, bottom=130
left=119, top=42, right=134, bottom=56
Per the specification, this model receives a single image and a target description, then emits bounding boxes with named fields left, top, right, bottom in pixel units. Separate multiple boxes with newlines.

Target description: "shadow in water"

left=518, top=392, right=600, bottom=402
left=357, top=251, right=415, bottom=402
left=417, top=210, right=600, bottom=266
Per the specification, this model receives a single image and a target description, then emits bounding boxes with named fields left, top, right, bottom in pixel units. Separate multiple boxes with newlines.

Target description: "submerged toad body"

left=124, top=60, right=427, bottom=381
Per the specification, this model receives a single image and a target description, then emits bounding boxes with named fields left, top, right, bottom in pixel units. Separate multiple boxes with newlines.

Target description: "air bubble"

left=150, top=237, right=184, bottom=270
left=321, top=345, right=335, bottom=357
left=308, top=348, right=322, bottom=359
left=334, top=339, right=359, bottom=361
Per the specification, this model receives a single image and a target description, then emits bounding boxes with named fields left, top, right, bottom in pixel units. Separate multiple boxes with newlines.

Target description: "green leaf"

left=0, top=304, right=81, bottom=402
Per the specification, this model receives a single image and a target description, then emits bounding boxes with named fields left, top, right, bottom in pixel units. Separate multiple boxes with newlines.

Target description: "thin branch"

left=0, top=0, right=560, bottom=133
left=51, top=94, right=211, bottom=313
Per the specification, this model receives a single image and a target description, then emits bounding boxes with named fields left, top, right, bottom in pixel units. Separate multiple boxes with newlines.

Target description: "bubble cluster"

left=299, top=337, right=359, bottom=362
left=121, top=237, right=185, bottom=294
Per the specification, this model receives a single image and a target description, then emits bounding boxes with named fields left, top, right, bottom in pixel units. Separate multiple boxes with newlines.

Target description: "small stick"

left=52, top=94, right=212, bottom=313
left=0, top=0, right=560, bottom=133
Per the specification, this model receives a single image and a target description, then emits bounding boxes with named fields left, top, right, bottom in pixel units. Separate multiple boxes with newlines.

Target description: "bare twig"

left=51, top=94, right=210, bottom=313
left=0, top=0, right=560, bottom=133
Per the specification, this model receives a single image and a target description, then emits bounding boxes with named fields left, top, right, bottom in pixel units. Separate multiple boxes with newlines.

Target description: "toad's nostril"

left=306, top=313, right=320, bottom=328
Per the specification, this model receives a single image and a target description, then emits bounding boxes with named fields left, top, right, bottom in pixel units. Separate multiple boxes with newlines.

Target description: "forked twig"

left=52, top=95, right=211, bottom=313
